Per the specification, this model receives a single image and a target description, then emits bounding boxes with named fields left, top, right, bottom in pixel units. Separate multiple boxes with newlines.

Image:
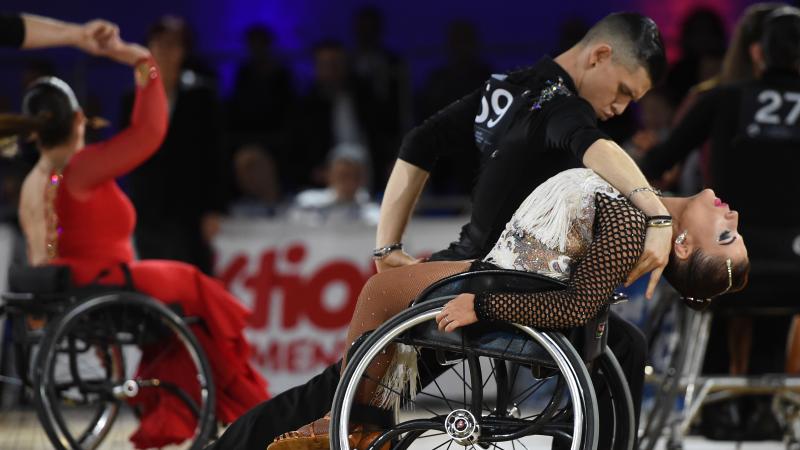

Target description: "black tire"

left=33, top=292, right=216, bottom=450
left=330, top=297, right=599, bottom=450
left=594, top=348, right=635, bottom=450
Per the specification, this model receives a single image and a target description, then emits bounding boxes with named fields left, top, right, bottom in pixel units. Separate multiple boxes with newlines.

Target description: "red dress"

left=46, top=59, right=269, bottom=448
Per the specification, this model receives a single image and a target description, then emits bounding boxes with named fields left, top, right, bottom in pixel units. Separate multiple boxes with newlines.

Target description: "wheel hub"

left=112, top=380, right=139, bottom=399
left=445, top=409, right=480, bottom=445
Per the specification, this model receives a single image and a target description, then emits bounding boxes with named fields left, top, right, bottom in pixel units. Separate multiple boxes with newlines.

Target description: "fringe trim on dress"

left=372, top=343, right=419, bottom=410
left=509, top=168, right=617, bottom=252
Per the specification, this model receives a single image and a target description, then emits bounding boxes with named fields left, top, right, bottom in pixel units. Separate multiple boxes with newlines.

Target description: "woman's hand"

left=625, top=225, right=671, bottom=299
left=436, top=293, right=478, bottom=332
left=104, top=39, right=151, bottom=67
left=74, top=19, right=119, bottom=55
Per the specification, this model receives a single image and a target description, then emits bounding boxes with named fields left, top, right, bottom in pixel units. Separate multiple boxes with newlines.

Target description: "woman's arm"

left=65, top=45, right=167, bottom=195
left=437, top=194, right=646, bottom=331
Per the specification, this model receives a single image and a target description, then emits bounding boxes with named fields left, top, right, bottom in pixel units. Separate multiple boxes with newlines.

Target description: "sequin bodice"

left=484, top=168, right=622, bottom=279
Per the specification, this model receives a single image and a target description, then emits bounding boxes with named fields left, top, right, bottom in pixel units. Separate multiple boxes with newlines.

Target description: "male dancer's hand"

left=625, top=225, right=671, bottom=299
left=375, top=250, right=422, bottom=273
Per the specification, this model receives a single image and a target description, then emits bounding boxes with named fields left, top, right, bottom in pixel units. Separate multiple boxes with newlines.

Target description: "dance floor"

left=0, top=406, right=786, bottom=450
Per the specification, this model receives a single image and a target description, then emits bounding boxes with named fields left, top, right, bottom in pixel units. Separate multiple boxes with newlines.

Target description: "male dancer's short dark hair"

left=579, top=12, right=667, bottom=83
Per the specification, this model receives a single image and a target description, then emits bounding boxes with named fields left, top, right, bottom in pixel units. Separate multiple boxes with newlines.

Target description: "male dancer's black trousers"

left=207, top=312, right=646, bottom=450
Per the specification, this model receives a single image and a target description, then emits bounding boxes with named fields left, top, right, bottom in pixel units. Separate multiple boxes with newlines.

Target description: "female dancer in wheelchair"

left=0, top=36, right=268, bottom=447
left=271, top=167, right=749, bottom=450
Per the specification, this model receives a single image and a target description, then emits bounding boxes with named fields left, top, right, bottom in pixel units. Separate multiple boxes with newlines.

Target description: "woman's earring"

left=675, top=231, right=687, bottom=245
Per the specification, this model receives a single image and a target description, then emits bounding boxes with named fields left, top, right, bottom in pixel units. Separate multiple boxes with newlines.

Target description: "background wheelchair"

left=638, top=261, right=800, bottom=450
left=0, top=265, right=216, bottom=450
left=329, top=268, right=636, bottom=450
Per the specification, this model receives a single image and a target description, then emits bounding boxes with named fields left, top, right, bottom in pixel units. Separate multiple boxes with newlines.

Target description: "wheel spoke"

left=462, top=359, right=467, bottom=409
left=417, top=349, right=454, bottom=411
left=449, top=364, right=473, bottom=391
left=511, top=378, right=547, bottom=405
left=429, top=438, right=454, bottom=450
left=482, top=359, right=497, bottom=390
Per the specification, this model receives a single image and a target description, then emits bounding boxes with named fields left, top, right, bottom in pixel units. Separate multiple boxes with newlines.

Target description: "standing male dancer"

left=211, top=12, right=669, bottom=450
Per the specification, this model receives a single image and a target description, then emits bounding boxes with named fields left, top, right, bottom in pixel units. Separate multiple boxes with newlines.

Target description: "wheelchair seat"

left=7, top=265, right=73, bottom=295
left=413, top=268, right=568, bottom=305
left=406, top=267, right=625, bottom=364
left=4, top=265, right=136, bottom=310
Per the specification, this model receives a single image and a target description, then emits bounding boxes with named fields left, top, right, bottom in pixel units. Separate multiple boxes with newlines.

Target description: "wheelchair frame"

left=1, top=284, right=217, bottom=450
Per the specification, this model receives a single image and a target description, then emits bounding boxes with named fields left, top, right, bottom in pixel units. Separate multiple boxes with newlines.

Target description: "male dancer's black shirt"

left=398, top=57, right=608, bottom=259
left=642, top=69, right=800, bottom=231
left=0, top=14, right=24, bottom=48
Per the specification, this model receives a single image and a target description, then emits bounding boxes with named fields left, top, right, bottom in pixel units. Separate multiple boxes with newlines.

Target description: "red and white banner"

left=213, top=217, right=467, bottom=395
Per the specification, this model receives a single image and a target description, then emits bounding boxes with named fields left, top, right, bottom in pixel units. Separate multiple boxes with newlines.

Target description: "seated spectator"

left=229, top=144, right=283, bottom=218
left=350, top=6, right=409, bottom=187
left=288, top=143, right=379, bottom=226
left=228, top=24, right=294, bottom=145
left=288, top=39, right=379, bottom=191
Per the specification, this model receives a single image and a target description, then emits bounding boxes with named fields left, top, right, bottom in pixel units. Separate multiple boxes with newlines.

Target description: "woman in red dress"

left=3, top=37, right=269, bottom=447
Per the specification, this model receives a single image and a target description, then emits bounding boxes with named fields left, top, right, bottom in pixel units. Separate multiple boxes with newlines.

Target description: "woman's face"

left=680, top=188, right=748, bottom=265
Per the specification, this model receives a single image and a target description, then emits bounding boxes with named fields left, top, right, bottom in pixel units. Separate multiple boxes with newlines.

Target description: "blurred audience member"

left=228, top=24, right=294, bottom=145
left=626, top=87, right=677, bottom=159
left=229, top=144, right=282, bottom=218
left=121, top=16, right=226, bottom=274
left=718, top=2, right=785, bottom=85
left=419, top=20, right=491, bottom=118
left=288, top=142, right=379, bottom=226
left=288, top=39, right=378, bottom=191
left=665, top=7, right=728, bottom=103
left=350, top=5, right=409, bottom=188
left=419, top=20, right=490, bottom=195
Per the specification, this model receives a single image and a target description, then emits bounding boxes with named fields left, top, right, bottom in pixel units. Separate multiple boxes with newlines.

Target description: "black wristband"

left=645, top=215, right=672, bottom=221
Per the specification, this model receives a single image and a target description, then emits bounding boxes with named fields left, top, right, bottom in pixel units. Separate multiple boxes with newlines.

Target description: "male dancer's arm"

left=375, top=90, right=481, bottom=272
left=16, top=13, right=118, bottom=52
left=544, top=97, right=672, bottom=298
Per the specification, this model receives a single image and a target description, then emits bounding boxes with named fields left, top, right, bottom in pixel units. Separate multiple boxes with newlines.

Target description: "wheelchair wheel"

left=330, top=297, right=599, bottom=450
left=33, top=292, right=216, bottom=450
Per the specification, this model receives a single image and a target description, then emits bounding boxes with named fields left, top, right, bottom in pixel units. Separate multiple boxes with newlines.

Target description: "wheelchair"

left=0, top=265, right=216, bottom=450
left=638, top=261, right=800, bottom=450
left=329, top=268, right=636, bottom=450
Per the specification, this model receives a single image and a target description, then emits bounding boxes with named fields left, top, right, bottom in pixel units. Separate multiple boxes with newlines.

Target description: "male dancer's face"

left=578, top=44, right=652, bottom=121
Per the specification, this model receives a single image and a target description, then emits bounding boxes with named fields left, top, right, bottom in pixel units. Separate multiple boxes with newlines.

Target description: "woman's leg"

left=343, top=261, right=472, bottom=405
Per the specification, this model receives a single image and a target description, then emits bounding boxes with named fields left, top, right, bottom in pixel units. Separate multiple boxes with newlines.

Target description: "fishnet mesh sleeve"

left=474, top=194, right=646, bottom=330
